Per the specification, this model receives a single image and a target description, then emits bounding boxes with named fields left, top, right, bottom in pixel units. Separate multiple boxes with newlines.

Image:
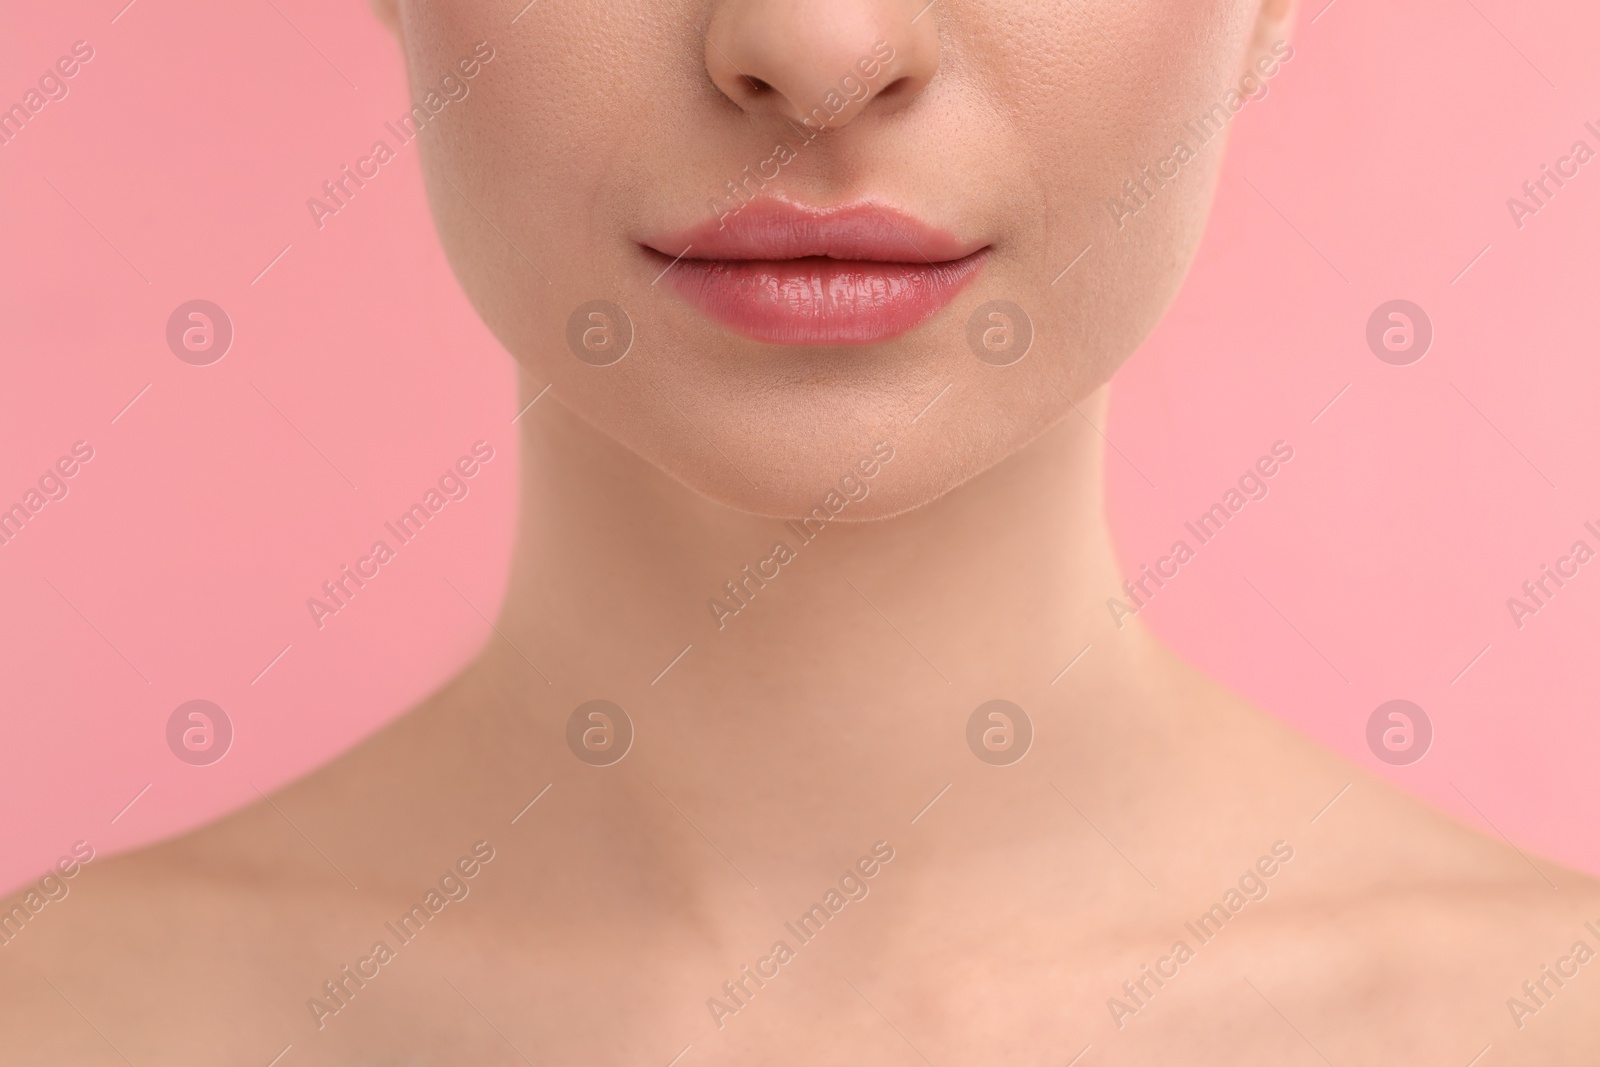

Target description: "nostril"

left=875, top=75, right=915, bottom=101
left=705, top=4, right=941, bottom=123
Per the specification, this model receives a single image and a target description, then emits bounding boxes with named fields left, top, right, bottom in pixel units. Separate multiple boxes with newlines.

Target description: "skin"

left=4, top=1, right=1598, bottom=1064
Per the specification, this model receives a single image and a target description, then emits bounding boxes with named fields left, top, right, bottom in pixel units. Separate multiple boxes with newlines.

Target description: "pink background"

left=3, top=0, right=1598, bottom=890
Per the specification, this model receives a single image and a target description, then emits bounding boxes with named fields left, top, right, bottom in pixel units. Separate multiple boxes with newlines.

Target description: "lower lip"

left=654, top=251, right=989, bottom=346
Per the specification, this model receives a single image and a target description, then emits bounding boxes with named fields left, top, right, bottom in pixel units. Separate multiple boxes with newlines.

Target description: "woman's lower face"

left=381, top=0, right=1287, bottom=518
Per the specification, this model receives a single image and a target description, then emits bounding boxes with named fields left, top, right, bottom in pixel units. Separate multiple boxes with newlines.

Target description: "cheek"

left=414, top=3, right=692, bottom=367
left=996, top=1, right=1257, bottom=385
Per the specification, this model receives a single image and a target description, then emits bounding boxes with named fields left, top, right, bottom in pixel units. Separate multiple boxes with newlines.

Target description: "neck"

left=499, top=377, right=1137, bottom=680
left=464, top=375, right=1169, bottom=896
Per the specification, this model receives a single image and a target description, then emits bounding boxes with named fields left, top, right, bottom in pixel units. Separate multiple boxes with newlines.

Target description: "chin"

left=604, top=391, right=1063, bottom=523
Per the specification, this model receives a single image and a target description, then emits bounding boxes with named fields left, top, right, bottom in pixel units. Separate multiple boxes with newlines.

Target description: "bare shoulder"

left=1217, top=868, right=1600, bottom=1065
left=1249, top=728, right=1600, bottom=1060
left=0, top=671, right=529, bottom=1065
left=0, top=799, right=366, bottom=1064
left=1131, top=666, right=1600, bottom=1062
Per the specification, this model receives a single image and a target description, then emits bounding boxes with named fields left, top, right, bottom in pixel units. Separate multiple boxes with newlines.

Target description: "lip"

left=641, top=201, right=989, bottom=346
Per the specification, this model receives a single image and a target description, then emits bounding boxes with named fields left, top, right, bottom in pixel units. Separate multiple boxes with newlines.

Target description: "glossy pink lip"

left=641, top=202, right=989, bottom=346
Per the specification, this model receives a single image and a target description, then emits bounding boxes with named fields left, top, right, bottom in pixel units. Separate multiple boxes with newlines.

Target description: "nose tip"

left=705, top=0, right=940, bottom=129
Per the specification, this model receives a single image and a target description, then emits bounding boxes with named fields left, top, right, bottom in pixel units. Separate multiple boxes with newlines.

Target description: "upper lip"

left=640, top=199, right=986, bottom=264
